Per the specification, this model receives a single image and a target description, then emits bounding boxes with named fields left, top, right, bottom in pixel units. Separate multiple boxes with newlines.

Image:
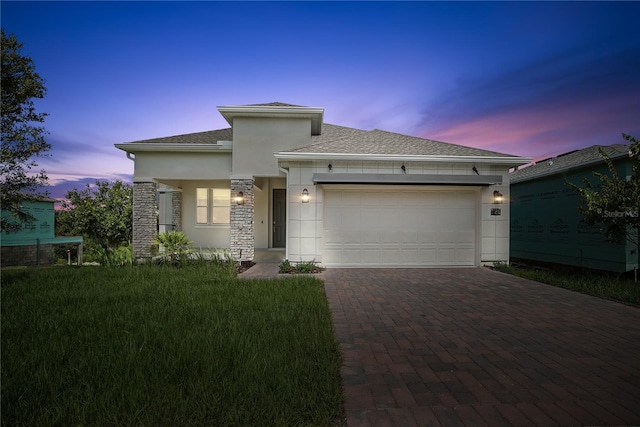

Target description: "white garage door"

left=323, top=188, right=477, bottom=267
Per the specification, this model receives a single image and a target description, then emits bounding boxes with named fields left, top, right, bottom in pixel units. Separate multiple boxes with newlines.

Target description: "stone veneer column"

left=133, top=181, right=157, bottom=259
left=171, top=190, right=182, bottom=231
left=230, top=178, right=254, bottom=261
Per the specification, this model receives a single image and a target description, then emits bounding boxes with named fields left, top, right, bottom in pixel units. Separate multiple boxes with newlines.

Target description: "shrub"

left=153, top=231, right=194, bottom=267
left=102, top=245, right=133, bottom=267
left=279, top=259, right=324, bottom=274
left=279, top=259, right=293, bottom=274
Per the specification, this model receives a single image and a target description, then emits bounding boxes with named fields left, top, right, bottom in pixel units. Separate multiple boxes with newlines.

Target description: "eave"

left=275, top=152, right=532, bottom=166
left=217, top=105, right=324, bottom=135
left=114, top=143, right=232, bottom=153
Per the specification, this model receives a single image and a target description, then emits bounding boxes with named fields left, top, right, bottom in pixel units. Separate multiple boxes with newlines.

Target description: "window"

left=196, top=188, right=230, bottom=225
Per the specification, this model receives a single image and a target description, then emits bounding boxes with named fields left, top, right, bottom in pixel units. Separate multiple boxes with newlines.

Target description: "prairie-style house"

left=115, top=102, right=529, bottom=267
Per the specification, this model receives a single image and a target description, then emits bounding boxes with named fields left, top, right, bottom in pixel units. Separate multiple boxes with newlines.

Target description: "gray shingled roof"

left=121, top=120, right=519, bottom=159
left=510, top=144, right=630, bottom=183
left=283, top=125, right=519, bottom=157
left=125, top=128, right=232, bottom=144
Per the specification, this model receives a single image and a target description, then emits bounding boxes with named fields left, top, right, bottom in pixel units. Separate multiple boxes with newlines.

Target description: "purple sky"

left=3, top=1, right=639, bottom=199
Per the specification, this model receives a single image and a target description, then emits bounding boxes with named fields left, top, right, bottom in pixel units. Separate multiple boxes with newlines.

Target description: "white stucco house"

left=115, top=102, right=530, bottom=267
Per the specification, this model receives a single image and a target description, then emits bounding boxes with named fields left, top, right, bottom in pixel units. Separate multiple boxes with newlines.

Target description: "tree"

left=1, top=29, right=51, bottom=232
left=570, top=134, right=640, bottom=253
left=56, top=180, right=133, bottom=251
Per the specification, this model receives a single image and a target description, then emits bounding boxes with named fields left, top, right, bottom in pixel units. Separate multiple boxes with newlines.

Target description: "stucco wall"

left=134, top=152, right=232, bottom=180
left=181, top=180, right=231, bottom=250
left=232, top=117, right=311, bottom=176
left=284, top=160, right=511, bottom=266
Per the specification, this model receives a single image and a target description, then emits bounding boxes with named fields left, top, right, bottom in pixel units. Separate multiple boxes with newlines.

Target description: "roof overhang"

left=217, top=105, right=324, bottom=135
left=313, top=173, right=502, bottom=185
left=276, top=152, right=531, bottom=165
left=114, top=143, right=232, bottom=153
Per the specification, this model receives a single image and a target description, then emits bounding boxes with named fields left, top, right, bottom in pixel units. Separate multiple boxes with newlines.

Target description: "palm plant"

left=153, top=231, right=194, bottom=266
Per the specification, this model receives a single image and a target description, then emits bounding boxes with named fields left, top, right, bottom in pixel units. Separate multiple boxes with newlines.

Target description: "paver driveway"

left=320, top=268, right=640, bottom=426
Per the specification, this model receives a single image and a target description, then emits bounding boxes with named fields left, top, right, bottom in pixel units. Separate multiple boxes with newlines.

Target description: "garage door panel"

left=323, top=189, right=476, bottom=267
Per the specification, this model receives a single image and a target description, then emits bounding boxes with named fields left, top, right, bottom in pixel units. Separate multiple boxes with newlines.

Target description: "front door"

left=273, top=189, right=286, bottom=248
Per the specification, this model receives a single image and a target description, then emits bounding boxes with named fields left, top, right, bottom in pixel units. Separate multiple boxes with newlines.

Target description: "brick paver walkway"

left=320, top=268, right=640, bottom=426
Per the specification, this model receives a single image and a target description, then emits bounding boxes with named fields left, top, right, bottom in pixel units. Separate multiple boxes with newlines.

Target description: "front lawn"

left=1, top=266, right=343, bottom=426
left=493, top=263, right=640, bottom=306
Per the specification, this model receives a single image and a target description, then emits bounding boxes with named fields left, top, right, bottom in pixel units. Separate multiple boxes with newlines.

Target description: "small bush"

left=153, top=231, right=194, bottom=267
left=279, top=259, right=324, bottom=274
left=102, top=245, right=133, bottom=267
left=279, top=259, right=293, bottom=274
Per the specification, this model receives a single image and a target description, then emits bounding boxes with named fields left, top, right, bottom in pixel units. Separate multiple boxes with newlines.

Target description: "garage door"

left=323, top=188, right=476, bottom=267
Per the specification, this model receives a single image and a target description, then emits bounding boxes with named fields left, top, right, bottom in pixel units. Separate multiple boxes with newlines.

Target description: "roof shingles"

left=126, top=128, right=232, bottom=144
left=283, top=125, right=518, bottom=157
left=122, top=121, right=519, bottom=159
left=510, top=144, right=630, bottom=183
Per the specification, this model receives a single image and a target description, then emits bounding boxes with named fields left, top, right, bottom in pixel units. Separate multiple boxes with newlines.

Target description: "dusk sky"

left=3, top=1, right=639, bottom=199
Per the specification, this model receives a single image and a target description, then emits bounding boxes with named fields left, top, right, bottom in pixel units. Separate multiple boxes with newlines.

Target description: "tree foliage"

left=56, top=180, right=133, bottom=250
left=570, top=134, right=640, bottom=251
left=1, top=29, right=51, bottom=232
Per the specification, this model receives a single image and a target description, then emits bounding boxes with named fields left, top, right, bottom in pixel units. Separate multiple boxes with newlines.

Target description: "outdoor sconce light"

left=235, top=191, right=244, bottom=205
left=328, top=163, right=333, bottom=171
left=493, top=190, right=503, bottom=204
left=401, top=164, right=406, bottom=173
left=301, top=188, right=310, bottom=203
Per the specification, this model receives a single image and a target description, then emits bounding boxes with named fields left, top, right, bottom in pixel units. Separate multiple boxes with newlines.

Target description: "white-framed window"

left=196, top=188, right=231, bottom=225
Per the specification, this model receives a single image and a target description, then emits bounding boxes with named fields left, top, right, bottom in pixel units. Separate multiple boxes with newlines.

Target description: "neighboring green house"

left=510, top=144, right=638, bottom=273
left=1, top=196, right=83, bottom=267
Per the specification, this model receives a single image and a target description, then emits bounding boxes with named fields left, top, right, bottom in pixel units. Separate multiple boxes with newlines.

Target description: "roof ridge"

left=241, top=101, right=306, bottom=107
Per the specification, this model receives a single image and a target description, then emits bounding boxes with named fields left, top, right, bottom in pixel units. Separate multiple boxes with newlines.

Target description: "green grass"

left=1, top=266, right=343, bottom=426
left=493, top=263, right=640, bottom=306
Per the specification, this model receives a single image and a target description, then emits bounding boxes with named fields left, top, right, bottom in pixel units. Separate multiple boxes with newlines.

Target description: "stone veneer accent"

left=230, top=178, right=254, bottom=261
left=133, top=181, right=157, bottom=259
left=171, top=191, right=182, bottom=231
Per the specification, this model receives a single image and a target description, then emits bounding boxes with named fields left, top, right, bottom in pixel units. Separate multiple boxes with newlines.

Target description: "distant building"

left=510, top=144, right=638, bottom=273
left=1, top=196, right=83, bottom=267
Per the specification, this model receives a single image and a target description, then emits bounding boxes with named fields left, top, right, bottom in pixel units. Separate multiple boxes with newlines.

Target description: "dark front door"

left=273, top=189, right=286, bottom=248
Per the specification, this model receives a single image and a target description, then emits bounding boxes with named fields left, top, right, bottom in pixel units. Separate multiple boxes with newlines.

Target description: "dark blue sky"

left=3, top=1, right=639, bottom=198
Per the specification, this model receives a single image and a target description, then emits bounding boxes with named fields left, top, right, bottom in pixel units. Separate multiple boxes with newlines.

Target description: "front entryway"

left=272, top=189, right=286, bottom=248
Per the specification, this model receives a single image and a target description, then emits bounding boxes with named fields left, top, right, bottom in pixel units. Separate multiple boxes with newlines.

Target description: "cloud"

left=418, top=42, right=640, bottom=158
left=45, top=174, right=132, bottom=200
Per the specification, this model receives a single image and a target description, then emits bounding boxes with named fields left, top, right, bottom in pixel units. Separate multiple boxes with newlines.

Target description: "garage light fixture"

left=235, top=191, right=244, bottom=205
left=493, top=190, right=503, bottom=204
left=301, top=188, right=310, bottom=203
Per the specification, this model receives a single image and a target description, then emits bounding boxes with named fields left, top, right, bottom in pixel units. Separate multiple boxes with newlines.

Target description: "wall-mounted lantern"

left=301, top=188, right=310, bottom=203
left=493, top=190, right=503, bottom=204
left=235, top=191, right=244, bottom=205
